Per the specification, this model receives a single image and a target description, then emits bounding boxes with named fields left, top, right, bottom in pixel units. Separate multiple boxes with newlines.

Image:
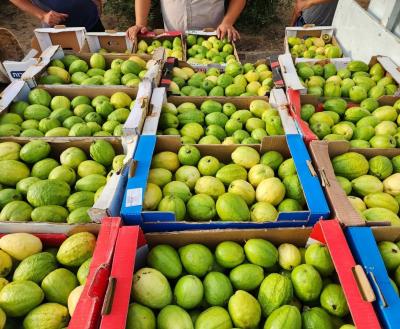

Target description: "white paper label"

left=125, top=188, right=142, bottom=207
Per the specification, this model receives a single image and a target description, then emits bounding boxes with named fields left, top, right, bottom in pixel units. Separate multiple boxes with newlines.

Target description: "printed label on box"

left=125, top=188, right=142, bottom=207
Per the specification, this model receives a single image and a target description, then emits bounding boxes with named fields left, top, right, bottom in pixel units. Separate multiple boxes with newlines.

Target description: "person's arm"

left=291, top=0, right=336, bottom=25
left=92, top=0, right=103, bottom=15
left=126, top=0, right=151, bottom=41
left=9, top=0, right=68, bottom=26
left=216, top=0, right=246, bottom=42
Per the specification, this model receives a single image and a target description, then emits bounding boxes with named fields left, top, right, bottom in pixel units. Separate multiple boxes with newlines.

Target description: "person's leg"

left=88, top=19, right=105, bottom=32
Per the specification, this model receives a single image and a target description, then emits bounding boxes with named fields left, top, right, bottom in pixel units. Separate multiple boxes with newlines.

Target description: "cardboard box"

left=1, top=48, right=39, bottom=82
left=99, top=220, right=381, bottom=329
left=346, top=226, right=400, bottom=329
left=84, top=31, right=134, bottom=54
left=282, top=55, right=400, bottom=95
left=21, top=46, right=163, bottom=93
left=184, top=29, right=240, bottom=69
left=123, top=79, right=153, bottom=136
left=136, top=30, right=186, bottom=61
left=309, top=140, right=400, bottom=227
left=0, top=217, right=121, bottom=329
left=140, top=91, right=295, bottom=137
left=0, top=136, right=132, bottom=224
left=120, top=134, right=330, bottom=231
left=284, top=26, right=343, bottom=59
left=33, top=27, right=87, bottom=53
left=0, top=81, right=148, bottom=139
left=287, top=90, right=400, bottom=144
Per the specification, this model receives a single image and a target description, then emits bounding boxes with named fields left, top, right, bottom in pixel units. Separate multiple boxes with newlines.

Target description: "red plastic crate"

left=98, top=220, right=381, bottom=328
left=66, top=217, right=122, bottom=329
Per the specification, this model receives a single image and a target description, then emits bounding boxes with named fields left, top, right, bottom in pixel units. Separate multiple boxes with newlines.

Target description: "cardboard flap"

left=142, top=87, right=167, bottom=135
left=123, top=80, right=153, bottom=136
left=21, top=46, right=64, bottom=87
left=295, top=57, right=351, bottom=68
left=0, top=80, right=29, bottom=112
left=85, top=32, right=134, bottom=53
left=279, top=54, right=305, bottom=92
left=285, top=26, right=335, bottom=38
left=309, top=141, right=365, bottom=226
left=377, top=55, right=400, bottom=87
left=186, top=29, right=217, bottom=36
left=34, top=27, right=86, bottom=52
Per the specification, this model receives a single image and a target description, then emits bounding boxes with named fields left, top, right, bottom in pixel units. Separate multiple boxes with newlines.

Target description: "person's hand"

left=42, top=10, right=68, bottom=26
left=216, top=22, right=240, bottom=42
left=126, top=25, right=148, bottom=41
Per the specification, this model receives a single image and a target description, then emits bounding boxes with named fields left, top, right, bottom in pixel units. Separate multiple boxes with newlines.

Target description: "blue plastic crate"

left=346, top=227, right=400, bottom=329
left=120, top=134, right=330, bottom=231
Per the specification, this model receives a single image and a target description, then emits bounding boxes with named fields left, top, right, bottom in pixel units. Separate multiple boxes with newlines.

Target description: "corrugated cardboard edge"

left=309, top=140, right=367, bottom=227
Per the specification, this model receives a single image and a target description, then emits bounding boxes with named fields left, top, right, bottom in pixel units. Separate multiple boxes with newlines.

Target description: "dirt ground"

left=0, top=0, right=370, bottom=61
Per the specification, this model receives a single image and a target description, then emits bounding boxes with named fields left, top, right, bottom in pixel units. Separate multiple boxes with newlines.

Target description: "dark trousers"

left=88, top=19, right=105, bottom=32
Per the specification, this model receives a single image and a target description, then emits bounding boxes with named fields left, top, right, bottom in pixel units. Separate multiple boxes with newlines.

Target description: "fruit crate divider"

left=68, top=217, right=121, bottom=329
left=99, top=226, right=141, bottom=328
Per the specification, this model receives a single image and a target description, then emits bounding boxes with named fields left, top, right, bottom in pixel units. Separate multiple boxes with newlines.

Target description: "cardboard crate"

left=284, top=26, right=343, bottom=59
left=32, top=27, right=134, bottom=55
left=136, top=30, right=186, bottom=61
left=282, top=55, right=400, bottom=95
left=21, top=46, right=163, bottom=93
left=32, top=27, right=87, bottom=53
left=98, top=220, right=381, bottom=329
left=309, top=140, right=400, bottom=227
left=120, top=134, right=330, bottom=231
left=0, top=80, right=151, bottom=138
left=84, top=31, right=134, bottom=54
left=140, top=90, right=297, bottom=136
left=160, top=57, right=283, bottom=97
left=0, top=136, right=135, bottom=224
left=287, top=90, right=400, bottom=144
left=0, top=217, right=121, bottom=329
left=184, top=29, right=240, bottom=69
left=346, top=226, right=400, bottom=329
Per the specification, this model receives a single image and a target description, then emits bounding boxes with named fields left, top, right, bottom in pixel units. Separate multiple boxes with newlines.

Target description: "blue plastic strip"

left=120, top=135, right=156, bottom=224
left=346, top=227, right=400, bottom=329
left=287, top=134, right=330, bottom=224
left=107, top=165, right=130, bottom=217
